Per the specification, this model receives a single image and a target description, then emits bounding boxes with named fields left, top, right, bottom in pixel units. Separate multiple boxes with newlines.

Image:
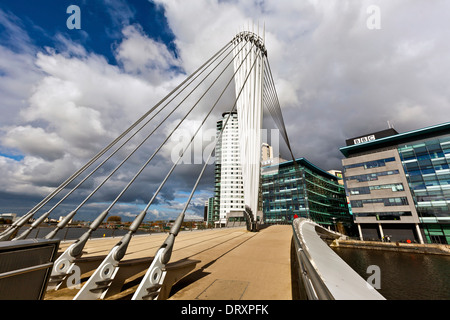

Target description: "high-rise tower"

left=214, top=112, right=245, bottom=226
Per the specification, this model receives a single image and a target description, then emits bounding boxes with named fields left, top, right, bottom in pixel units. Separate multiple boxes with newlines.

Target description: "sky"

left=1, top=0, right=450, bottom=222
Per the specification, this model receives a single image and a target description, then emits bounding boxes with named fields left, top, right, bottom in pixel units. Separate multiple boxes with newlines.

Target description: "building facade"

left=204, top=197, right=215, bottom=224
left=261, top=158, right=352, bottom=231
left=261, top=143, right=273, bottom=162
left=340, top=122, right=450, bottom=244
left=213, top=112, right=245, bottom=226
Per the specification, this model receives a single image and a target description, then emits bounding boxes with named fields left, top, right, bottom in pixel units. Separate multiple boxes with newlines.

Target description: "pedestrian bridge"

left=0, top=30, right=384, bottom=301
left=44, top=225, right=293, bottom=300
left=0, top=220, right=385, bottom=300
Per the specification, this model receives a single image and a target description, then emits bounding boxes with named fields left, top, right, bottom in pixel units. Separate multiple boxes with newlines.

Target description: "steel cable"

left=42, top=41, right=238, bottom=240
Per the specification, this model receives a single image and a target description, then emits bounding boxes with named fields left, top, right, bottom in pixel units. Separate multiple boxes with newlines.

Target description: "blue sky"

left=0, top=0, right=177, bottom=64
left=2, top=0, right=450, bottom=223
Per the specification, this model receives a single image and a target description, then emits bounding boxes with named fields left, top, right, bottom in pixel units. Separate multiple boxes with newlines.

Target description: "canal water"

left=332, top=247, right=450, bottom=300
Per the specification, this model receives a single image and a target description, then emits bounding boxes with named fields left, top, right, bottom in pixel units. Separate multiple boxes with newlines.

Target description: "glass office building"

left=261, top=158, right=352, bottom=231
left=341, top=122, right=450, bottom=244
left=398, top=136, right=450, bottom=244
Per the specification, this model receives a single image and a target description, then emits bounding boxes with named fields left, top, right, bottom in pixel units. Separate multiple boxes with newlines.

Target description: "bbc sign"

left=345, top=128, right=398, bottom=147
left=353, top=134, right=375, bottom=145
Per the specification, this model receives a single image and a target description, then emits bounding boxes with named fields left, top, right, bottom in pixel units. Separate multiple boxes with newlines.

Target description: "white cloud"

left=13, top=35, right=186, bottom=161
left=0, top=48, right=42, bottom=128
left=0, top=9, right=33, bottom=53
left=153, top=0, right=246, bottom=73
left=115, top=24, right=182, bottom=84
left=2, top=125, right=65, bottom=161
left=0, top=153, right=77, bottom=197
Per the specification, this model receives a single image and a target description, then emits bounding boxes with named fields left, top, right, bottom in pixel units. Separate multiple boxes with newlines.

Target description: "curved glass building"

left=261, top=158, right=352, bottom=231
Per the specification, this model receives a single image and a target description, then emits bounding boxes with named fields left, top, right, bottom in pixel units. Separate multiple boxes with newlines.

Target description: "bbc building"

left=340, top=122, right=450, bottom=244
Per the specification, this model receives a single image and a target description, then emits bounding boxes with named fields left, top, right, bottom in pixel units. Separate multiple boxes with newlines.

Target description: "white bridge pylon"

left=233, top=30, right=267, bottom=219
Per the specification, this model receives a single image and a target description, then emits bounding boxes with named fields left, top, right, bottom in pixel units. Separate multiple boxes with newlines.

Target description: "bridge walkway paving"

left=44, top=224, right=293, bottom=300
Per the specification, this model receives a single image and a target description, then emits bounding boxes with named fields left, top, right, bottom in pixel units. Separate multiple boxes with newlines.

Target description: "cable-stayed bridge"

left=0, top=30, right=384, bottom=300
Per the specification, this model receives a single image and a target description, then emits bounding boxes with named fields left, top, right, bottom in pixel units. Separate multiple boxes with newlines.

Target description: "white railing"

left=291, top=218, right=385, bottom=300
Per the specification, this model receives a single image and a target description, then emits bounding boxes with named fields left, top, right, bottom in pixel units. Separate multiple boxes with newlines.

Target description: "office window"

left=351, top=197, right=408, bottom=208
left=346, top=170, right=400, bottom=182
left=344, top=157, right=395, bottom=172
left=349, top=183, right=404, bottom=195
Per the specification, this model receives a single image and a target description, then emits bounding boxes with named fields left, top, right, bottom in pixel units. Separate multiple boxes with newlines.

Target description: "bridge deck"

left=45, top=225, right=293, bottom=300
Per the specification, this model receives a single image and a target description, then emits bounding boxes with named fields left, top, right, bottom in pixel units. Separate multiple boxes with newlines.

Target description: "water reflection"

left=332, top=247, right=450, bottom=300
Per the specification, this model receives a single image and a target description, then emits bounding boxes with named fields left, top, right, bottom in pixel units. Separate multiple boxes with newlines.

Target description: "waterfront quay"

left=332, top=239, right=450, bottom=255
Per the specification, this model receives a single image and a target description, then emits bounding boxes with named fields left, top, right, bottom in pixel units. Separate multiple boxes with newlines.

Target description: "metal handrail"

left=292, top=219, right=334, bottom=300
left=291, top=218, right=385, bottom=300
left=0, top=262, right=54, bottom=280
